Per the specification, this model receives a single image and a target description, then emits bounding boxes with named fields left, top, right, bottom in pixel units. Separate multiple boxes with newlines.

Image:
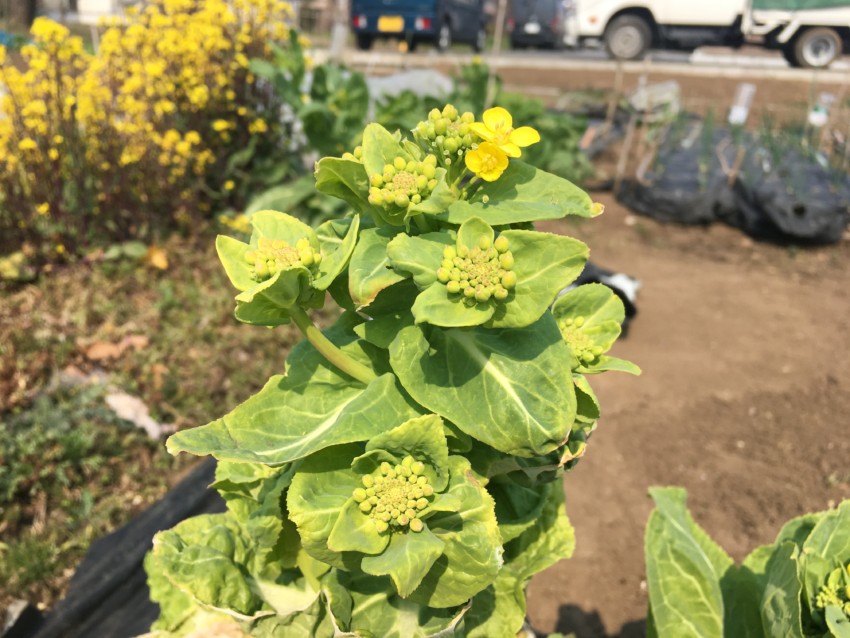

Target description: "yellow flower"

left=36, top=203, right=50, bottom=216
left=469, top=107, right=540, bottom=158
left=18, top=138, right=38, bottom=151
left=223, top=179, right=235, bottom=191
left=248, top=118, right=268, bottom=135
left=465, top=142, right=509, bottom=182
left=212, top=119, right=231, bottom=132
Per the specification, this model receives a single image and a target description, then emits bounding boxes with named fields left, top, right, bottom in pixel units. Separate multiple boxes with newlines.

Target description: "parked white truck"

left=564, top=0, right=850, bottom=68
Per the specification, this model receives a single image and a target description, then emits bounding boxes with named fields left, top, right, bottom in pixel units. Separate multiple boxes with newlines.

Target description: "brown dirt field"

left=524, top=195, right=850, bottom=637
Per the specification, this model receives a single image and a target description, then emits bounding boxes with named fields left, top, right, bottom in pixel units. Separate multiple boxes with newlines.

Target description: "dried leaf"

left=145, top=245, right=169, bottom=270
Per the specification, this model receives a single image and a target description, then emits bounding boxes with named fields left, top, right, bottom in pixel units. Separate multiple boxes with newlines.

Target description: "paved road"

left=315, top=44, right=850, bottom=82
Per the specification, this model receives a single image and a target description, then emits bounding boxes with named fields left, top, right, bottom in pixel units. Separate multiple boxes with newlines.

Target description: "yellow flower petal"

left=509, top=126, right=540, bottom=147
left=483, top=107, right=512, bottom=132
left=502, top=142, right=522, bottom=158
left=465, top=150, right=483, bottom=173
left=469, top=122, right=494, bottom=142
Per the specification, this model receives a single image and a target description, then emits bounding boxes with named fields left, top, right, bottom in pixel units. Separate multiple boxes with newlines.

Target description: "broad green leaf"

left=145, top=551, right=207, bottom=633
left=328, top=497, right=389, bottom=555
left=168, top=370, right=415, bottom=464
left=720, top=565, right=765, bottom=638
left=411, top=283, right=495, bottom=327
left=441, top=161, right=596, bottom=225
left=574, top=374, right=600, bottom=422
left=551, top=283, right=625, bottom=369
left=233, top=267, right=307, bottom=326
left=775, top=512, right=822, bottom=547
left=465, top=569, right=526, bottom=638
left=386, top=231, right=455, bottom=289
left=389, top=318, right=576, bottom=457
left=408, top=456, right=502, bottom=608
left=287, top=443, right=364, bottom=569
left=586, top=355, right=642, bottom=375
left=216, top=235, right=255, bottom=292
left=467, top=481, right=574, bottom=638
left=761, top=541, right=804, bottom=638
left=250, top=209, right=317, bottom=248
left=315, top=156, right=371, bottom=213
left=149, top=514, right=263, bottom=617
left=348, top=226, right=405, bottom=308
left=456, top=217, right=493, bottom=251
left=502, top=479, right=575, bottom=579
left=645, top=487, right=730, bottom=638
left=491, top=229, right=588, bottom=328
left=353, top=280, right=418, bottom=349
left=361, top=527, right=446, bottom=597
left=324, top=569, right=468, bottom=637
left=489, top=479, right=552, bottom=544
left=249, top=591, right=335, bottom=638
left=313, top=214, right=360, bottom=290
left=167, top=322, right=422, bottom=464
left=361, top=122, right=414, bottom=176
left=826, top=605, right=850, bottom=637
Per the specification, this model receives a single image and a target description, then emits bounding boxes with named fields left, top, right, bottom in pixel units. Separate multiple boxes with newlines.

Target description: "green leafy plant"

left=645, top=487, right=850, bottom=638
left=145, top=104, right=637, bottom=637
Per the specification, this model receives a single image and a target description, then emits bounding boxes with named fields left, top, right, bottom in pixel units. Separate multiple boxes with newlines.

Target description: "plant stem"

left=413, top=214, right=433, bottom=234
left=290, top=307, right=378, bottom=385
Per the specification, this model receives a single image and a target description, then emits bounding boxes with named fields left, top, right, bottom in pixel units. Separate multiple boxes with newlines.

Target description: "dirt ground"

left=523, top=195, right=850, bottom=637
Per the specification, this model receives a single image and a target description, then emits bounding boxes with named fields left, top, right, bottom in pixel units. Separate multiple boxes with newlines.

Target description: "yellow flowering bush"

left=0, top=0, right=299, bottom=260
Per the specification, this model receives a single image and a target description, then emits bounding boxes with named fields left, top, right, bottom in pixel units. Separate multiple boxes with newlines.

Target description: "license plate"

left=378, top=16, right=404, bottom=32
left=524, top=22, right=541, bottom=34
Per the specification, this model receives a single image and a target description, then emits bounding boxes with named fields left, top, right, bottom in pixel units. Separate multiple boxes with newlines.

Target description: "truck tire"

left=356, top=34, right=374, bottom=51
left=605, top=15, right=651, bottom=60
left=792, top=27, right=841, bottom=69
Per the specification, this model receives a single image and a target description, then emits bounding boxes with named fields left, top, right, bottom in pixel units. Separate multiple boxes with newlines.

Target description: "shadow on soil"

left=554, top=605, right=646, bottom=638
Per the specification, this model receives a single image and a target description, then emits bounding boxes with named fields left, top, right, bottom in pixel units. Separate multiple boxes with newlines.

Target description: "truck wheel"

left=604, top=15, right=651, bottom=60
left=356, top=34, right=374, bottom=51
left=793, top=27, right=841, bottom=68
left=437, top=21, right=452, bottom=51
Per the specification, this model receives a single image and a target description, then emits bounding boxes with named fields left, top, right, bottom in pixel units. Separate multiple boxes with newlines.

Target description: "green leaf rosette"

left=216, top=210, right=359, bottom=326
left=287, top=414, right=502, bottom=607
left=386, top=216, right=588, bottom=329
left=551, top=283, right=641, bottom=375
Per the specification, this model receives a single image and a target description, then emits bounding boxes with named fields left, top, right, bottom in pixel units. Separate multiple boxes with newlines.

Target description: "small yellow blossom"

left=249, top=118, right=268, bottom=135
left=223, top=179, right=236, bottom=191
left=36, top=203, right=50, bottom=216
left=18, top=138, right=38, bottom=151
left=470, top=106, right=540, bottom=158
left=48, top=148, right=60, bottom=160
left=465, top=142, right=509, bottom=182
left=212, top=119, right=231, bottom=132
left=55, top=243, right=65, bottom=254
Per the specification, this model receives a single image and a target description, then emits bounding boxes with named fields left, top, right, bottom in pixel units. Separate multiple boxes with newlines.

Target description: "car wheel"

left=356, top=34, right=374, bottom=51
left=604, top=14, right=651, bottom=60
left=793, top=27, right=841, bottom=69
left=473, top=25, right=486, bottom=52
left=437, top=21, right=452, bottom=51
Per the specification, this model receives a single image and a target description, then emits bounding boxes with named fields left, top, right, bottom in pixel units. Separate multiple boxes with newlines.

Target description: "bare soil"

left=525, top=195, right=850, bottom=637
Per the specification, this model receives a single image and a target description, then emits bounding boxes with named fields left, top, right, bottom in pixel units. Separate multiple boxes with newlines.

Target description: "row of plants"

left=0, top=3, right=593, bottom=270
left=0, top=0, right=301, bottom=260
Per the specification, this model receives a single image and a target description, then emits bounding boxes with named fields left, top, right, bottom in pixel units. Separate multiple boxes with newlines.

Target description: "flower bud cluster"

left=367, top=155, right=439, bottom=212
left=815, top=564, right=850, bottom=617
left=244, top=237, right=321, bottom=281
left=414, top=104, right=476, bottom=165
left=437, top=235, right=516, bottom=304
left=558, top=316, right=603, bottom=364
left=352, top=455, right=434, bottom=534
left=341, top=145, right=363, bottom=162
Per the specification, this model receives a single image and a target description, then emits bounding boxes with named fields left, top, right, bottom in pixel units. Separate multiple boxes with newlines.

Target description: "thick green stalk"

left=290, top=307, right=378, bottom=385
